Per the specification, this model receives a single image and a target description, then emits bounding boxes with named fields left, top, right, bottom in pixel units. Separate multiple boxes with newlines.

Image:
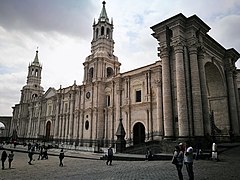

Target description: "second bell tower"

left=83, top=1, right=121, bottom=84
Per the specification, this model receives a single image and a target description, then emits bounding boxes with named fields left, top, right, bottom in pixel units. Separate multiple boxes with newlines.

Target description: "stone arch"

left=133, top=122, right=145, bottom=145
left=205, top=62, right=229, bottom=132
left=0, top=122, right=5, bottom=130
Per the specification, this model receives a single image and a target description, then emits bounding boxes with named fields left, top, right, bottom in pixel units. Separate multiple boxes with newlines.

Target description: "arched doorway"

left=133, top=122, right=145, bottom=145
left=0, top=122, right=5, bottom=138
left=46, top=121, right=51, bottom=140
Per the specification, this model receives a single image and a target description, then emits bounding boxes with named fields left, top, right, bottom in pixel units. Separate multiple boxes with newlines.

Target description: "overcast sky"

left=0, top=0, right=240, bottom=116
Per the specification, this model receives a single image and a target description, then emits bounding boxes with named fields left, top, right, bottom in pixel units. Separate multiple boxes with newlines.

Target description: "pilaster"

left=226, top=62, right=239, bottom=134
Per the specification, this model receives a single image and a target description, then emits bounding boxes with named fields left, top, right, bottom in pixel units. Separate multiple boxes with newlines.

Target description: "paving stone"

left=0, top=145, right=240, bottom=180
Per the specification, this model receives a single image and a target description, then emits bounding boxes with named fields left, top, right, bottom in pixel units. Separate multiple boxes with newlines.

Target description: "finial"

left=102, top=1, right=106, bottom=6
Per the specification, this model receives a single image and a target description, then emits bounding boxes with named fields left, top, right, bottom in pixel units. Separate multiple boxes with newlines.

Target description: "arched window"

left=32, top=94, right=38, bottom=99
left=89, top=68, right=94, bottom=82
left=96, top=28, right=99, bottom=38
left=107, top=67, right=113, bottom=78
left=85, top=120, right=89, bottom=130
left=101, top=26, right=104, bottom=36
left=106, top=28, right=110, bottom=39
left=35, top=69, right=38, bottom=76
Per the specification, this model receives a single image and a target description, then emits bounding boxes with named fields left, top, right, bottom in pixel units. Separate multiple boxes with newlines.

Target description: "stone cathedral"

left=11, top=2, right=240, bottom=150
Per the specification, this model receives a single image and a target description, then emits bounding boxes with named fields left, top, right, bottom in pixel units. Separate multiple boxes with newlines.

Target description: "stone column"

left=36, top=105, right=42, bottom=138
left=27, top=106, right=33, bottom=138
left=146, top=109, right=149, bottom=139
left=68, top=95, right=75, bottom=139
left=160, top=47, right=174, bottom=138
left=65, top=115, right=69, bottom=140
left=226, top=65, right=239, bottom=134
left=73, top=111, right=78, bottom=139
left=62, top=116, right=66, bottom=139
left=156, top=79, right=163, bottom=139
left=198, top=50, right=211, bottom=134
left=174, top=44, right=189, bottom=137
left=54, top=99, right=60, bottom=138
left=104, top=108, right=108, bottom=141
left=233, top=72, right=240, bottom=131
left=115, top=80, right=120, bottom=121
left=189, top=46, right=204, bottom=136
left=80, top=111, right=84, bottom=141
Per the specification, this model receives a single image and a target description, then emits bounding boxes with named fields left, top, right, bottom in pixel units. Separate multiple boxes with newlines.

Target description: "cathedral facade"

left=10, top=2, right=240, bottom=149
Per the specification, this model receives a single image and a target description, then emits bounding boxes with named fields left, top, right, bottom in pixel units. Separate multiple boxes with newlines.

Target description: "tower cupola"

left=91, top=1, right=114, bottom=55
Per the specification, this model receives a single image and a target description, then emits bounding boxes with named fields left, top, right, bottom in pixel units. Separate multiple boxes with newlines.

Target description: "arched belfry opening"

left=205, top=62, right=229, bottom=132
left=133, top=122, right=145, bottom=145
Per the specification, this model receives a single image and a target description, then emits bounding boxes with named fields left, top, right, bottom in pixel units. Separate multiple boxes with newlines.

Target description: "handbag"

left=172, top=156, right=178, bottom=165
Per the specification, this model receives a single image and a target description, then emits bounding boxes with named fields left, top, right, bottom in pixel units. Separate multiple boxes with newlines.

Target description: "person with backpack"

left=172, top=144, right=184, bottom=180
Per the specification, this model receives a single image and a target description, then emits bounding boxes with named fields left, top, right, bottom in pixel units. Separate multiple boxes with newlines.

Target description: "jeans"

left=176, top=164, right=183, bottom=180
left=185, top=162, right=194, bottom=180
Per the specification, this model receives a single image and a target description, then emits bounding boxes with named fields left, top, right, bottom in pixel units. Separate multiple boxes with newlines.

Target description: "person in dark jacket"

left=59, top=148, right=64, bottom=167
left=28, top=147, right=34, bottom=165
left=1, top=150, right=7, bottom=170
left=106, top=146, right=113, bottom=165
left=172, top=145, right=184, bottom=180
left=8, top=150, right=14, bottom=168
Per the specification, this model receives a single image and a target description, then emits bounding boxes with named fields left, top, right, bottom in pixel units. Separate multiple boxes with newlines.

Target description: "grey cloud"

left=210, top=15, right=240, bottom=52
left=0, top=0, right=97, bottom=38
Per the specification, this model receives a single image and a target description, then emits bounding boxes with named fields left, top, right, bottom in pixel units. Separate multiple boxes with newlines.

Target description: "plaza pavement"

left=0, top=143, right=240, bottom=180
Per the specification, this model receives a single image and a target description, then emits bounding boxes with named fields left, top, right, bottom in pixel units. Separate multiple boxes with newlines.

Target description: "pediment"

left=44, top=87, right=56, bottom=99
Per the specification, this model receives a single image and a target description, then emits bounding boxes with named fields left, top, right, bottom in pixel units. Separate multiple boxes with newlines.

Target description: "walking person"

left=8, top=150, right=14, bottom=169
left=184, top=142, right=194, bottom=180
left=1, top=150, right=7, bottom=170
left=38, top=145, right=43, bottom=160
left=28, top=147, right=34, bottom=165
left=106, top=146, right=113, bottom=165
left=172, top=144, right=184, bottom=180
left=59, top=148, right=64, bottom=167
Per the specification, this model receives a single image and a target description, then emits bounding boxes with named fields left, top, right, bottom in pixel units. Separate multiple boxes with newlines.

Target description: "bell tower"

left=20, top=49, right=44, bottom=103
left=83, top=1, right=121, bottom=84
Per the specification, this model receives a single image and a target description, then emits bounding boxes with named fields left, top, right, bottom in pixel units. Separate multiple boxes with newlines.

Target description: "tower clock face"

left=86, top=91, right=91, bottom=99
